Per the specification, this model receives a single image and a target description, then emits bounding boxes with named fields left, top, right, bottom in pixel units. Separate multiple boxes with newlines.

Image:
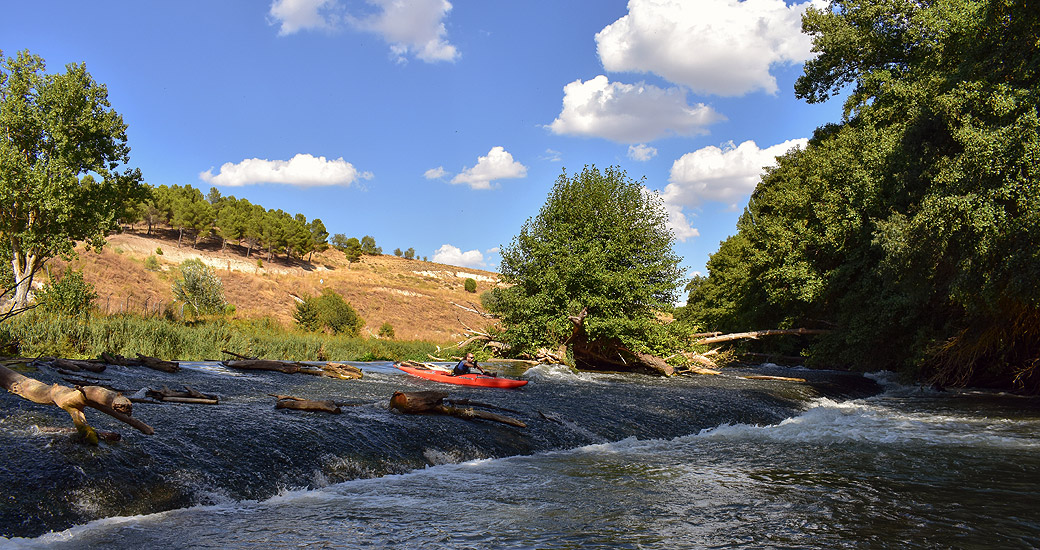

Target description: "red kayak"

left=395, top=363, right=528, bottom=389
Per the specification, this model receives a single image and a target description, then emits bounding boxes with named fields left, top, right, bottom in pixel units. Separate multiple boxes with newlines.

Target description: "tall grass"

left=0, top=311, right=440, bottom=362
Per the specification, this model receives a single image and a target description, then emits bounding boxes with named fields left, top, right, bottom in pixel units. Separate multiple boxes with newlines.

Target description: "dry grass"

left=59, top=228, right=502, bottom=345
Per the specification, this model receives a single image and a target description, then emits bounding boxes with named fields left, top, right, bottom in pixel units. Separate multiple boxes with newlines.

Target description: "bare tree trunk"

left=695, top=328, right=831, bottom=345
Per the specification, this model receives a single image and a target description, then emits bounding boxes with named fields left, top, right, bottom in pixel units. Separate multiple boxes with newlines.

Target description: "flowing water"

left=2, top=361, right=1038, bottom=549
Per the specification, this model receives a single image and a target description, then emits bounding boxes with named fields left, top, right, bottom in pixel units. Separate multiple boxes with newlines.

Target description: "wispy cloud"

left=350, top=0, right=458, bottom=64
left=424, top=166, right=448, bottom=179
left=200, top=153, right=373, bottom=187
left=269, top=0, right=339, bottom=35
left=628, top=143, right=657, bottom=161
left=548, top=75, right=723, bottom=143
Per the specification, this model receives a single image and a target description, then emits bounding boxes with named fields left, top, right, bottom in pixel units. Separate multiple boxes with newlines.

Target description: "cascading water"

left=3, top=362, right=1038, bottom=549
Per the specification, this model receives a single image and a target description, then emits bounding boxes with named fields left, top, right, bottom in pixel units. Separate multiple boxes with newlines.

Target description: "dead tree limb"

left=270, top=394, right=341, bottom=414
left=389, top=391, right=526, bottom=428
left=0, top=364, right=154, bottom=444
left=222, top=349, right=258, bottom=360
left=695, top=328, right=831, bottom=345
left=51, top=358, right=107, bottom=373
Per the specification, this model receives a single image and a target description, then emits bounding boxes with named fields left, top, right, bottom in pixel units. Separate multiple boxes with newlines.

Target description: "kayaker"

left=453, top=353, right=487, bottom=376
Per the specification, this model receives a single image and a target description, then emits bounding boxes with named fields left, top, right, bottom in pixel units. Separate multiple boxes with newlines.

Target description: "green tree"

left=378, top=321, right=395, bottom=339
left=36, top=267, right=97, bottom=316
left=293, top=288, right=364, bottom=336
left=464, top=278, right=477, bottom=293
left=360, top=235, right=381, bottom=255
left=403, top=247, right=415, bottom=260
left=689, top=0, right=1040, bottom=390
left=0, top=50, right=144, bottom=307
left=172, top=258, right=227, bottom=317
left=490, top=166, right=683, bottom=373
left=308, top=218, right=329, bottom=261
left=393, top=248, right=403, bottom=257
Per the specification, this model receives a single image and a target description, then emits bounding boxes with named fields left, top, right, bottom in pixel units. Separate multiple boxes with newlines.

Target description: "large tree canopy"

left=0, top=50, right=143, bottom=307
left=490, top=165, right=684, bottom=372
left=686, top=0, right=1040, bottom=390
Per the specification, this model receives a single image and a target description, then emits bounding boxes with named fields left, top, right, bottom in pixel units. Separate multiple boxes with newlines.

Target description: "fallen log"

left=221, top=349, right=258, bottom=360
left=390, top=391, right=526, bottom=428
left=146, top=386, right=219, bottom=405
left=99, top=352, right=180, bottom=373
left=51, top=358, right=106, bottom=373
left=741, top=375, right=807, bottom=382
left=0, top=364, right=154, bottom=444
left=321, top=362, right=363, bottom=380
left=226, top=359, right=324, bottom=376
left=270, top=394, right=341, bottom=414
left=695, top=328, right=831, bottom=345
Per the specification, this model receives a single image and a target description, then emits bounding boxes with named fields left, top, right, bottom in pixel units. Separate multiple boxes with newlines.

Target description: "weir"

left=0, top=360, right=879, bottom=539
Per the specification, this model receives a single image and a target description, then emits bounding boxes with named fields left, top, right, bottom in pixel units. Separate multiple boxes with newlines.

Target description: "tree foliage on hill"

left=488, top=166, right=684, bottom=373
left=172, top=259, right=227, bottom=317
left=0, top=49, right=144, bottom=307
left=293, top=288, right=364, bottom=336
left=684, top=0, right=1040, bottom=391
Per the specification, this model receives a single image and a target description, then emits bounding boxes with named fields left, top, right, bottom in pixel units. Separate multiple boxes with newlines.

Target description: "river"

left=2, top=361, right=1038, bottom=549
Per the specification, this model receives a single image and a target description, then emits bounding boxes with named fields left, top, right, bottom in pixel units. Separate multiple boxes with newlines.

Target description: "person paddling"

left=453, top=353, right=490, bottom=376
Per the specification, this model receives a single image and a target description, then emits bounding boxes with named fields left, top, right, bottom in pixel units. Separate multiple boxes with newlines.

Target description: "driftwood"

left=146, top=386, right=219, bottom=404
left=0, top=364, right=154, bottom=444
left=695, top=328, right=831, bottom=345
left=100, top=352, right=180, bottom=373
left=390, top=391, right=526, bottom=428
left=50, top=358, right=106, bottom=373
left=270, top=394, right=341, bottom=414
left=741, top=375, right=807, bottom=382
left=221, top=349, right=258, bottom=360
left=225, top=359, right=362, bottom=380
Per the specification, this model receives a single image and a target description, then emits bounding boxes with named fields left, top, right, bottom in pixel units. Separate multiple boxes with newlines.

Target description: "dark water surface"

left=2, top=361, right=1038, bottom=548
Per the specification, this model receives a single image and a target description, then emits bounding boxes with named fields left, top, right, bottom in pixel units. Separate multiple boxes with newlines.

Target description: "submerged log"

left=321, top=362, right=363, bottom=380
left=226, top=359, right=363, bottom=380
left=390, top=391, right=526, bottom=428
left=270, top=394, right=341, bottom=414
left=741, top=375, right=807, bottom=382
left=0, top=364, right=154, bottom=445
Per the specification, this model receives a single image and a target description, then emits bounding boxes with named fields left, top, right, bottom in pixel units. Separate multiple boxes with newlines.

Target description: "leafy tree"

left=308, top=218, right=329, bottom=260
left=393, top=248, right=403, bottom=257
left=378, top=321, right=395, bottom=339
left=172, top=258, right=227, bottom=317
left=464, top=278, right=477, bottom=293
left=0, top=50, right=144, bottom=307
left=688, top=0, right=1040, bottom=390
left=403, top=247, right=415, bottom=260
left=293, top=288, right=364, bottom=336
left=360, top=235, right=381, bottom=255
left=36, top=267, right=97, bottom=316
left=490, top=166, right=683, bottom=372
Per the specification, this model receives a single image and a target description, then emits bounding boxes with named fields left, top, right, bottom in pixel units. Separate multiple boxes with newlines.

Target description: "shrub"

left=155, top=247, right=163, bottom=255
left=172, top=259, right=227, bottom=317
left=379, top=321, right=395, bottom=339
left=35, top=268, right=97, bottom=316
left=464, top=278, right=477, bottom=293
left=144, top=255, right=160, bottom=271
left=294, top=288, right=364, bottom=336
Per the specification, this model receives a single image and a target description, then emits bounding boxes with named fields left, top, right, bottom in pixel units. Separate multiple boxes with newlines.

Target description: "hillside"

left=52, top=228, right=502, bottom=344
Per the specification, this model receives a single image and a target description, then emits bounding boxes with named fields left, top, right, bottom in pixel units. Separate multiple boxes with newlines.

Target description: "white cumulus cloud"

left=548, top=75, right=723, bottom=143
left=450, top=146, right=527, bottom=190
left=432, top=244, right=486, bottom=268
left=269, top=0, right=338, bottom=35
left=663, top=138, right=807, bottom=218
left=596, top=0, right=819, bottom=96
left=628, top=143, right=658, bottom=161
left=199, top=153, right=373, bottom=187
left=351, top=0, right=458, bottom=63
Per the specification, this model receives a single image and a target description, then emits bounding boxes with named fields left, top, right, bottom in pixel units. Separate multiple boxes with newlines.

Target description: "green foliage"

left=378, top=321, right=395, bottom=339
left=360, top=235, right=382, bottom=255
left=491, top=165, right=684, bottom=356
left=0, top=49, right=145, bottom=307
left=331, top=234, right=363, bottom=262
left=687, top=0, right=1040, bottom=390
left=1, top=311, right=438, bottom=362
left=155, top=247, right=163, bottom=255
left=464, top=278, right=477, bottom=293
left=172, top=259, right=227, bottom=317
left=35, top=268, right=97, bottom=316
left=293, top=288, right=364, bottom=336
left=143, top=255, right=160, bottom=271
left=404, top=248, right=415, bottom=260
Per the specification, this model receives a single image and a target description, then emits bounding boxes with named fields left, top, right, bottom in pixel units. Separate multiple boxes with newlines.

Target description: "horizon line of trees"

left=118, top=183, right=418, bottom=265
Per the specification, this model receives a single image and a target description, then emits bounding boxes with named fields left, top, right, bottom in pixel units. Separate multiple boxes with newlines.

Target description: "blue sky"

left=2, top=0, right=844, bottom=284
